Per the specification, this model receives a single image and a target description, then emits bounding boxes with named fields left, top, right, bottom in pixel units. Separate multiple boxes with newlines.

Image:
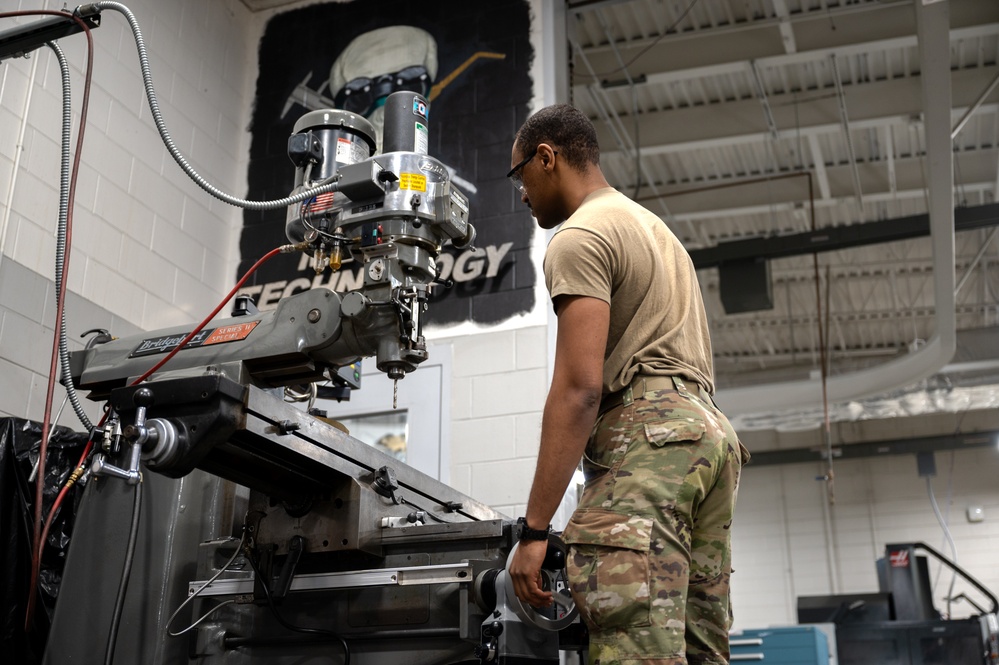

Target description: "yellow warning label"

left=399, top=173, right=427, bottom=192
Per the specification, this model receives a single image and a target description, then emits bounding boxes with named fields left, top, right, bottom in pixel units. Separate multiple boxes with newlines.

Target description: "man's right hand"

left=508, top=538, right=553, bottom=608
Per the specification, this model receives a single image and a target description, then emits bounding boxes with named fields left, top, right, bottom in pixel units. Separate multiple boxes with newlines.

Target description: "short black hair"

left=514, top=104, right=600, bottom=171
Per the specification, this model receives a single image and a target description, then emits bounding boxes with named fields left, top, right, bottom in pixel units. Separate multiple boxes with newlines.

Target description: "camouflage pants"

left=561, top=376, right=748, bottom=665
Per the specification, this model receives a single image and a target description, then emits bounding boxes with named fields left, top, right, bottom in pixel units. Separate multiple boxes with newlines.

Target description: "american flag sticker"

left=308, top=191, right=336, bottom=213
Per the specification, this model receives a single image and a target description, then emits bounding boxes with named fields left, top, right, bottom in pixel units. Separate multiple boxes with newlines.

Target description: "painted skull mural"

left=237, top=0, right=535, bottom=327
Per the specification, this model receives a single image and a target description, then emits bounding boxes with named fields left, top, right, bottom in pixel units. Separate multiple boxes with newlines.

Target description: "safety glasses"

left=507, top=147, right=538, bottom=194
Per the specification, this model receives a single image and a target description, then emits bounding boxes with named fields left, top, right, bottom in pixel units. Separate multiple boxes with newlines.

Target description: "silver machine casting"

left=51, top=90, right=580, bottom=664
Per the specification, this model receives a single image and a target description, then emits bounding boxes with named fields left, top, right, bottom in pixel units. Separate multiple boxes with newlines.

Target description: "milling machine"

left=43, top=85, right=578, bottom=663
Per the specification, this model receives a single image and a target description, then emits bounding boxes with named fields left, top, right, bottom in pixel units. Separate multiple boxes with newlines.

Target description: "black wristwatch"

left=517, top=517, right=551, bottom=542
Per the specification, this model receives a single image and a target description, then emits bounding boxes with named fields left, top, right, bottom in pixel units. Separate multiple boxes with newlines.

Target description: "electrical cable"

left=104, top=475, right=142, bottom=665
left=30, top=240, right=286, bottom=637
left=37, top=237, right=286, bottom=655
left=299, top=198, right=340, bottom=242
left=34, top=440, right=94, bottom=578
left=590, top=8, right=645, bottom=199
left=244, top=547, right=351, bottom=664
left=49, top=26, right=99, bottom=435
left=930, top=413, right=966, bottom=612
left=93, top=1, right=339, bottom=211
left=38, top=32, right=78, bottom=568
left=631, top=87, right=641, bottom=199
left=166, top=530, right=247, bottom=637
left=925, top=474, right=959, bottom=617
left=9, top=11, right=97, bottom=631
left=4, top=1, right=318, bottom=649
left=28, top=394, right=69, bottom=484
left=91, top=242, right=288, bottom=655
left=941, top=449, right=959, bottom=615
left=172, top=599, right=237, bottom=637
left=33, top=241, right=287, bottom=613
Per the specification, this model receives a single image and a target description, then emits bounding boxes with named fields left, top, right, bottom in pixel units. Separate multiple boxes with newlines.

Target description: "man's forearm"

left=524, top=384, right=600, bottom=529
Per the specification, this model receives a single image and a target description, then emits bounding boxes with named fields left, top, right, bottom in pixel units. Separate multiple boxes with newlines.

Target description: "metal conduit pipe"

left=715, top=0, right=956, bottom=416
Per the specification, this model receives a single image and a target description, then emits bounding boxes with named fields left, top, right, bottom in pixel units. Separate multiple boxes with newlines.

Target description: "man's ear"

left=537, top=143, right=557, bottom=171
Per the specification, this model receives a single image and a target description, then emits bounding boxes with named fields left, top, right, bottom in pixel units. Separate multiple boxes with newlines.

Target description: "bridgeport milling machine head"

left=70, top=91, right=475, bottom=484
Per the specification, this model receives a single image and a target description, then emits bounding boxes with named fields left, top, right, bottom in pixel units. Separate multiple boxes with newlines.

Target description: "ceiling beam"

left=666, top=183, right=994, bottom=225
left=746, top=428, right=999, bottom=467
left=749, top=60, right=780, bottom=141
left=573, top=4, right=998, bottom=85
left=771, top=0, right=797, bottom=54
left=884, top=126, right=897, bottom=196
left=596, top=68, right=999, bottom=159
left=632, top=148, right=998, bottom=221
left=688, top=203, right=999, bottom=269
left=830, top=54, right=864, bottom=214
left=807, top=134, right=831, bottom=199
left=951, top=69, right=999, bottom=140
left=709, top=305, right=993, bottom=333
left=566, top=0, right=640, bottom=12
left=955, top=227, right=999, bottom=297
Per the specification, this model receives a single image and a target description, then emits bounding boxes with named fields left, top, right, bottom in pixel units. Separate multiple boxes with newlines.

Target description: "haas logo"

left=889, top=549, right=910, bottom=568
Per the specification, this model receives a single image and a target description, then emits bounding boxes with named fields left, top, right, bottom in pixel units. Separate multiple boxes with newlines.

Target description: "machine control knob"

left=542, top=547, right=566, bottom=570
left=473, top=641, right=497, bottom=663
left=133, top=387, right=154, bottom=408
left=123, top=387, right=155, bottom=442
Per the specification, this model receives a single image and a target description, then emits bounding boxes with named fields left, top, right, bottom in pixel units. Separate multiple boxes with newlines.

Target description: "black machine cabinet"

left=836, top=618, right=992, bottom=665
left=797, top=543, right=999, bottom=665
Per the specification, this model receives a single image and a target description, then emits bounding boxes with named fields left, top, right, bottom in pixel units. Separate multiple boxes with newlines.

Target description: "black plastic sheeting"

left=0, top=417, right=90, bottom=665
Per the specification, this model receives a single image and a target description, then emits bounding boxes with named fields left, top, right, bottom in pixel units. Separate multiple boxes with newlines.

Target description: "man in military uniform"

left=507, top=104, right=749, bottom=665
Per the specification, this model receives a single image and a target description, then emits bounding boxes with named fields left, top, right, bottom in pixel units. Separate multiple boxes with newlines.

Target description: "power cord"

left=104, top=476, right=142, bottom=665
left=244, top=546, right=351, bottom=663
left=0, top=9, right=99, bottom=632
left=166, top=530, right=248, bottom=637
left=94, top=1, right=340, bottom=212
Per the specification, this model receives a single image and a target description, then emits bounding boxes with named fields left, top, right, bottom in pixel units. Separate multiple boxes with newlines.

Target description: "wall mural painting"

left=237, top=0, right=536, bottom=326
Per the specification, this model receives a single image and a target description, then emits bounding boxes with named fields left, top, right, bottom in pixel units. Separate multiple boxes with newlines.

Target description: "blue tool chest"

left=730, top=625, right=830, bottom=664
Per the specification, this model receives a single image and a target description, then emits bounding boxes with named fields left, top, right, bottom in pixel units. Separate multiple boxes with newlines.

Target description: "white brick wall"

left=436, top=325, right=551, bottom=518
left=0, top=0, right=255, bottom=421
left=0, top=0, right=254, bottom=332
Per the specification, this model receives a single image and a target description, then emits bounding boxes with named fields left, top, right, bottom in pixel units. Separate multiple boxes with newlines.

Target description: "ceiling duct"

left=715, top=0, right=957, bottom=416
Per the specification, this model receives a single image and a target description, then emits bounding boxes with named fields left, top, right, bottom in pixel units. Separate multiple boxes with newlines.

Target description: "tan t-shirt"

left=544, top=187, right=715, bottom=395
